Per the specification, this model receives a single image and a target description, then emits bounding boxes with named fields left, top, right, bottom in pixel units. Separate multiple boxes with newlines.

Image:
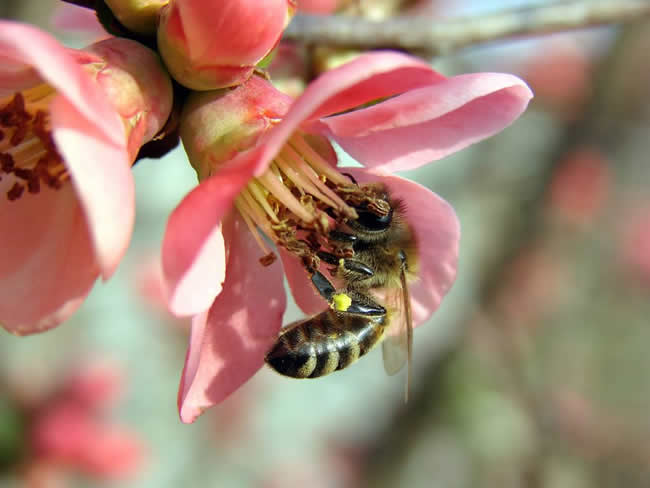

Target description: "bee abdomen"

left=265, top=310, right=385, bottom=379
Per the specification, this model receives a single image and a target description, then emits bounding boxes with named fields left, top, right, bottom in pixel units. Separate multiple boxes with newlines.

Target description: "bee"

left=265, top=183, right=417, bottom=395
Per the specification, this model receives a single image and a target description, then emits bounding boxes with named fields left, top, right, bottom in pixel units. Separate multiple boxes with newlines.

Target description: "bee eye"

left=356, top=208, right=392, bottom=231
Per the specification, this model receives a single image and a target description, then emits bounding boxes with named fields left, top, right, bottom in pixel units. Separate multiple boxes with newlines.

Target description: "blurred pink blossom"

left=619, top=206, right=650, bottom=285
left=548, top=146, right=610, bottom=226
left=163, top=51, right=532, bottom=422
left=7, top=361, right=145, bottom=484
left=298, top=0, right=341, bottom=14
left=522, top=39, right=593, bottom=120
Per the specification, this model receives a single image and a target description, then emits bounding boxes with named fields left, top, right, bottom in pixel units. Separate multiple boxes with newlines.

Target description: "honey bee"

left=265, top=183, right=418, bottom=395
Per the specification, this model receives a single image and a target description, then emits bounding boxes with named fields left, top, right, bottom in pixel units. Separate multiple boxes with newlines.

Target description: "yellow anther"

left=331, top=293, right=352, bottom=312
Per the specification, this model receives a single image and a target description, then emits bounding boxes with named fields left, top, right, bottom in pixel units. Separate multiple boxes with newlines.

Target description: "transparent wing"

left=381, top=268, right=413, bottom=400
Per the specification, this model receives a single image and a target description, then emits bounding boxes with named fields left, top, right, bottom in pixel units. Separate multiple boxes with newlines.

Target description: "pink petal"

left=51, top=96, right=134, bottom=278
left=0, top=21, right=125, bottom=147
left=323, top=73, right=533, bottom=172
left=178, top=214, right=286, bottom=423
left=51, top=3, right=108, bottom=38
left=249, top=51, right=445, bottom=176
left=279, top=247, right=328, bottom=315
left=0, top=185, right=99, bottom=335
left=162, top=162, right=255, bottom=317
left=0, top=21, right=133, bottom=278
left=178, top=0, right=289, bottom=65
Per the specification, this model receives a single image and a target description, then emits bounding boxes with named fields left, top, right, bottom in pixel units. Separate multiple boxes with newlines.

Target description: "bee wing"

left=381, top=268, right=413, bottom=401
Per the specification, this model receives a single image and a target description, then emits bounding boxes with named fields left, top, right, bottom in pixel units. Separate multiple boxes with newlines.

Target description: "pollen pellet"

left=331, top=293, right=352, bottom=312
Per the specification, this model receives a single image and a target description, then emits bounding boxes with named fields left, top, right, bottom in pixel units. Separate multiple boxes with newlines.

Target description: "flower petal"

left=323, top=73, right=533, bottom=171
left=178, top=214, right=286, bottom=423
left=178, top=0, right=289, bottom=65
left=51, top=96, right=134, bottom=279
left=0, top=20, right=125, bottom=148
left=0, top=185, right=99, bottom=335
left=249, top=51, right=445, bottom=176
left=342, top=169, right=460, bottom=326
left=161, top=162, right=254, bottom=317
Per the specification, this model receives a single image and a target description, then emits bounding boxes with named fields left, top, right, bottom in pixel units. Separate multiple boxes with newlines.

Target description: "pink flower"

left=0, top=21, right=173, bottom=335
left=157, top=0, right=296, bottom=90
left=521, top=39, right=592, bottom=120
left=163, top=51, right=532, bottom=422
left=547, top=146, right=610, bottom=226
left=619, top=206, right=650, bottom=286
left=6, top=361, right=145, bottom=483
left=298, top=0, right=341, bottom=14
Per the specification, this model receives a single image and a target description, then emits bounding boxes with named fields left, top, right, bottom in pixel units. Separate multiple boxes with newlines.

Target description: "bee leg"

left=317, top=251, right=340, bottom=265
left=341, top=259, right=374, bottom=278
left=328, top=230, right=358, bottom=243
left=344, top=291, right=386, bottom=316
left=311, top=271, right=336, bottom=302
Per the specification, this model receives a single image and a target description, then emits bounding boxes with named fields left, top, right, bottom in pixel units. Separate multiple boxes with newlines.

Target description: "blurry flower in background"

left=267, top=42, right=309, bottom=97
left=3, top=360, right=144, bottom=485
left=298, top=0, right=342, bottom=14
left=157, top=0, right=296, bottom=90
left=0, top=21, right=172, bottom=335
left=547, top=145, right=611, bottom=227
left=521, top=38, right=593, bottom=121
left=495, top=245, right=572, bottom=328
left=164, top=51, right=533, bottom=422
left=619, top=205, right=650, bottom=286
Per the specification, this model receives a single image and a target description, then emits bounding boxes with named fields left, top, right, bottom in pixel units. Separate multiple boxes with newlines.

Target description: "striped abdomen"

left=265, top=309, right=387, bottom=378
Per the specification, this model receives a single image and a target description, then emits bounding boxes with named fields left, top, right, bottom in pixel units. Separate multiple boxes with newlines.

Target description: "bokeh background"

left=2, top=0, right=650, bottom=487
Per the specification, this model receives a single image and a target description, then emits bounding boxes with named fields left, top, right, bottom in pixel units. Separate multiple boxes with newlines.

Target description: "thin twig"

left=284, top=0, right=650, bottom=54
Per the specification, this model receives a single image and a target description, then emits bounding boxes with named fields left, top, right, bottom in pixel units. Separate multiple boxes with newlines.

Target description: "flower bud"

left=78, top=37, right=173, bottom=160
left=158, top=0, right=296, bottom=90
left=180, top=76, right=292, bottom=179
left=104, top=0, right=169, bottom=35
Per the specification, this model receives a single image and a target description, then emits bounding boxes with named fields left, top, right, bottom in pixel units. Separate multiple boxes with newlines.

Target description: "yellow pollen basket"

left=331, top=293, right=352, bottom=312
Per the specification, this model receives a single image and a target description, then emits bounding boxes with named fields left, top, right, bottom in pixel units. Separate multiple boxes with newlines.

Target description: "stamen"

left=278, top=144, right=356, bottom=218
left=248, top=180, right=280, bottom=224
left=288, top=133, right=351, bottom=187
left=234, top=199, right=272, bottom=255
left=0, top=87, right=67, bottom=202
left=233, top=131, right=375, bottom=270
left=275, top=151, right=340, bottom=212
left=257, top=170, right=316, bottom=223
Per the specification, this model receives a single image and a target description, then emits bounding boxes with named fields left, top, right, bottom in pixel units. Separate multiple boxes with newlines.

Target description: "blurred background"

left=2, top=0, right=650, bottom=487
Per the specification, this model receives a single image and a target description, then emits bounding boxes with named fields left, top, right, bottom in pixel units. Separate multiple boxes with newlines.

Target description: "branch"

left=283, top=0, right=650, bottom=54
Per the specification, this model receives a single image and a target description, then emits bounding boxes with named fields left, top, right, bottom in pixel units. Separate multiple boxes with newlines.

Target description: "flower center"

left=235, top=132, right=377, bottom=269
left=0, top=86, right=67, bottom=201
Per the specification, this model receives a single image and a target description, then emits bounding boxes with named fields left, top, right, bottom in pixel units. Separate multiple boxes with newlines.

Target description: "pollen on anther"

left=7, top=183, right=24, bottom=201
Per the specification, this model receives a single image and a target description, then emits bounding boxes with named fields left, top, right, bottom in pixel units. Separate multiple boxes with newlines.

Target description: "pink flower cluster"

left=0, top=0, right=533, bottom=422
left=8, top=361, right=144, bottom=484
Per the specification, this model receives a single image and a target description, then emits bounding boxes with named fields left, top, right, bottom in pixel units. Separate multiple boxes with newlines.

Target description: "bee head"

left=355, top=203, right=393, bottom=231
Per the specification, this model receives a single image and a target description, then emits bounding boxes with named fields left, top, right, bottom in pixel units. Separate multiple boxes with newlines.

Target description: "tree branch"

left=283, top=0, right=650, bottom=55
